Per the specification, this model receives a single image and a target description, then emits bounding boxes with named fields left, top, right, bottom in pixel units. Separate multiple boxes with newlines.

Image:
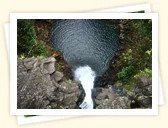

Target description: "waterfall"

left=51, top=20, right=119, bottom=109
left=74, top=65, right=96, bottom=109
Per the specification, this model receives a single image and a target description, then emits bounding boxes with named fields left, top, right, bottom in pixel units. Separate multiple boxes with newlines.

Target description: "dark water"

left=51, top=19, right=119, bottom=76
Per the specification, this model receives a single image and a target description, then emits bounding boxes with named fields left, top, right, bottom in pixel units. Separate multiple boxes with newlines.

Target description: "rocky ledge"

left=17, top=57, right=84, bottom=109
left=92, top=76, right=152, bottom=109
left=92, top=87, right=131, bottom=109
left=17, top=57, right=152, bottom=109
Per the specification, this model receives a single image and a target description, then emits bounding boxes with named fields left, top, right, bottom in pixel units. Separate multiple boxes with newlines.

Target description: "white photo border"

left=14, top=4, right=161, bottom=125
left=10, top=13, right=158, bottom=115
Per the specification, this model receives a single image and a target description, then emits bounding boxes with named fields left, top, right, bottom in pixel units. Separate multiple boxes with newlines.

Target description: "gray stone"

left=137, top=96, right=152, bottom=108
left=40, top=57, right=56, bottom=74
left=92, top=87, right=131, bottom=109
left=17, top=57, right=83, bottom=109
left=130, top=76, right=152, bottom=108
left=146, top=85, right=152, bottom=95
left=138, top=76, right=152, bottom=87
left=52, top=71, right=64, bottom=82
left=23, top=57, right=38, bottom=69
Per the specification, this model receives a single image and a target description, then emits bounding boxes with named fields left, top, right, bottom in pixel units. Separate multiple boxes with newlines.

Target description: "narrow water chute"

left=74, top=65, right=96, bottom=109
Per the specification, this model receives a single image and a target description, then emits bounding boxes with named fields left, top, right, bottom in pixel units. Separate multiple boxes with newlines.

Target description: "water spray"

left=74, top=65, right=96, bottom=109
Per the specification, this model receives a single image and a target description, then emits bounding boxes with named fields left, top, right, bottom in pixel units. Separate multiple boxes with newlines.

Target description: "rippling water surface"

left=51, top=19, right=119, bottom=109
left=51, top=19, right=119, bottom=76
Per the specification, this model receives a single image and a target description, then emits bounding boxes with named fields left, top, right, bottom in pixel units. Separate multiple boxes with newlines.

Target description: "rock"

left=111, top=97, right=131, bottom=109
left=138, top=76, right=152, bottom=87
left=40, top=57, right=56, bottom=74
left=17, top=57, right=152, bottom=109
left=52, top=71, right=64, bottom=82
left=137, top=96, right=152, bottom=108
left=130, top=76, right=152, bottom=108
left=146, top=85, right=152, bottom=95
left=51, top=81, right=83, bottom=109
left=17, top=57, right=84, bottom=109
left=23, top=57, right=39, bottom=69
left=92, top=87, right=131, bottom=109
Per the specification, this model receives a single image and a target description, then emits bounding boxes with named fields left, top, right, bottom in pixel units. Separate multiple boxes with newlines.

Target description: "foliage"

left=117, top=66, right=134, bottom=82
left=17, top=19, right=49, bottom=57
left=134, top=68, right=152, bottom=79
left=121, top=49, right=133, bottom=64
left=30, top=40, right=49, bottom=57
left=17, top=19, right=36, bottom=55
left=131, top=19, right=152, bottom=38
left=110, top=19, right=152, bottom=91
left=18, top=54, right=25, bottom=60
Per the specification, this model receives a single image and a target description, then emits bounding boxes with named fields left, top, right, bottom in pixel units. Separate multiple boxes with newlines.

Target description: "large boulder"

left=17, top=57, right=84, bottom=109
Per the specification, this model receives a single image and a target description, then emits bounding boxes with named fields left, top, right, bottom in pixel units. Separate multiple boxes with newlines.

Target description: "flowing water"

left=51, top=19, right=119, bottom=109
left=74, top=66, right=96, bottom=109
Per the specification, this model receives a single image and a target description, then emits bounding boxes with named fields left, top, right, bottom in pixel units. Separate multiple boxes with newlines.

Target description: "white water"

left=74, top=65, right=96, bottom=109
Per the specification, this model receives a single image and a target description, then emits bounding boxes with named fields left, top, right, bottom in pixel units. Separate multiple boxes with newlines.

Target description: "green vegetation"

left=112, top=19, right=152, bottom=91
left=131, top=19, right=152, bottom=38
left=17, top=19, right=152, bottom=92
left=30, top=40, right=49, bottom=57
left=17, top=19, right=72, bottom=81
left=117, top=66, right=134, bottom=82
left=55, top=63, right=62, bottom=71
left=17, top=19, right=49, bottom=57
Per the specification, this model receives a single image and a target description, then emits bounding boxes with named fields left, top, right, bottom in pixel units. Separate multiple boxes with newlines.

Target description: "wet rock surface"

left=17, top=57, right=84, bottom=109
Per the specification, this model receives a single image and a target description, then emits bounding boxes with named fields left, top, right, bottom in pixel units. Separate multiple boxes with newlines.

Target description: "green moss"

left=55, top=63, right=62, bottom=71
left=134, top=68, right=152, bottom=79
left=123, top=84, right=133, bottom=91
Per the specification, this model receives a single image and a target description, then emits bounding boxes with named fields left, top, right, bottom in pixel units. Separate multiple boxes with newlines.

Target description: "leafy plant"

left=134, top=68, right=152, bottom=79
left=131, top=19, right=152, bottom=38
left=17, top=19, right=36, bottom=55
left=122, top=49, right=133, bottom=64
left=117, top=66, right=134, bottom=82
left=17, top=19, right=49, bottom=57
left=30, top=40, right=49, bottom=57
